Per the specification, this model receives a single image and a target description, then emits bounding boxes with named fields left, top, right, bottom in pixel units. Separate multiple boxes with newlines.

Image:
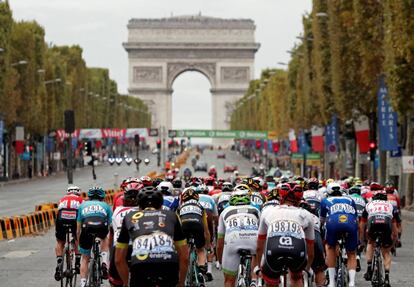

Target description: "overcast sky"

left=10, top=0, right=311, bottom=130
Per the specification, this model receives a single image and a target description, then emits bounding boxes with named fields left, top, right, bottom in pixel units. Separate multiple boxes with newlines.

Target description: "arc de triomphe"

left=123, top=15, right=260, bottom=131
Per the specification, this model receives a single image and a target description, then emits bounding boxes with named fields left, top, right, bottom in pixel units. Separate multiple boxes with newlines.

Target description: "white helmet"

left=67, top=185, right=81, bottom=196
left=327, top=182, right=341, bottom=196
left=157, top=181, right=173, bottom=195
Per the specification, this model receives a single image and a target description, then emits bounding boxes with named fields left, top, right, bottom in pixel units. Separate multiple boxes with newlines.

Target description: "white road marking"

left=1, top=250, right=38, bottom=259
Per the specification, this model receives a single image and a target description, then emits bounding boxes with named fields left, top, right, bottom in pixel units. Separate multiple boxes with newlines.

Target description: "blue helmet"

left=88, top=186, right=105, bottom=200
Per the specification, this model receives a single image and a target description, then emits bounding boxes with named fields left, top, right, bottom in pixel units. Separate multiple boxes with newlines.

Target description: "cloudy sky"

left=9, top=0, right=311, bottom=130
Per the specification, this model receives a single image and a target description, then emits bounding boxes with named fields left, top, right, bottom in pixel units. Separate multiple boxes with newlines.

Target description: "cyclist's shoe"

left=75, top=264, right=80, bottom=275
left=384, top=277, right=391, bottom=287
left=54, top=265, right=61, bottom=281
left=75, top=255, right=81, bottom=274
left=205, top=271, right=213, bottom=282
left=250, top=279, right=257, bottom=287
left=101, top=263, right=109, bottom=280
left=215, top=261, right=221, bottom=270
left=364, top=269, right=373, bottom=281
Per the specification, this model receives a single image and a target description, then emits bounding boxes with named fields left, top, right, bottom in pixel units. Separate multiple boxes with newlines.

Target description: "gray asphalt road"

left=1, top=149, right=414, bottom=286
left=0, top=150, right=158, bottom=217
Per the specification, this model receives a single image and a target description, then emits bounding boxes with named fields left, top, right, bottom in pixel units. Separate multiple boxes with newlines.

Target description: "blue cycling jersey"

left=163, top=195, right=179, bottom=211
left=77, top=200, right=112, bottom=225
left=199, top=194, right=218, bottom=216
left=320, top=196, right=358, bottom=220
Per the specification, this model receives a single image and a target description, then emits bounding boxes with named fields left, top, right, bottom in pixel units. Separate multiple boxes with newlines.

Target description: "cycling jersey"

left=386, top=193, right=401, bottom=211
left=162, top=195, right=179, bottom=211
left=199, top=194, right=218, bottom=216
left=116, top=209, right=186, bottom=287
left=112, top=191, right=124, bottom=211
left=258, top=205, right=314, bottom=282
left=111, top=206, right=136, bottom=246
left=303, top=189, right=322, bottom=214
left=217, top=192, right=232, bottom=215
left=55, top=194, right=83, bottom=241
left=217, top=205, right=260, bottom=275
left=250, top=191, right=265, bottom=209
left=77, top=200, right=112, bottom=225
left=347, top=193, right=366, bottom=218
left=320, top=196, right=358, bottom=251
left=177, top=199, right=207, bottom=249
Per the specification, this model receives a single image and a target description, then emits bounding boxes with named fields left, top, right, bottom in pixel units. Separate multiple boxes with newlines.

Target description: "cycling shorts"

left=130, top=262, right=179, bottom=287
left=222, top=245, right=256, bottom=276
left=367, top=217, right=393, bottom=248
left=55, top=209, right=78, bottom=242
left=261, top=235, right=307, bottom=282
left=181, top=221, right=205, bottom=249
left=79, top=217, right=109, bottom=255
left=325, top=218, right=358, bottom=251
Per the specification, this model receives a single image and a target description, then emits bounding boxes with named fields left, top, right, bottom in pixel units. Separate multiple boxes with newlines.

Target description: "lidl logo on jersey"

left=330, top=203, right=355, bottom=214
left=82, top=205, right=107, bottom=216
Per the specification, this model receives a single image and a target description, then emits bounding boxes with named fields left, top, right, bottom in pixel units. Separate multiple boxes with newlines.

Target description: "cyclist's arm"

left=202, top=211, right=211, bottom=247
left=115, top=219, right=130, bottom=286
left=256, top=216, right=267, bottom=266
left=216, top=214, right=225, bottom=263
left=305, top=218, right=315, bottom=270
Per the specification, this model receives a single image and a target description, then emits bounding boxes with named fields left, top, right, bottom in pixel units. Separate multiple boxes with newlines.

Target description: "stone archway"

left=123, top=15, right=260, bottom=131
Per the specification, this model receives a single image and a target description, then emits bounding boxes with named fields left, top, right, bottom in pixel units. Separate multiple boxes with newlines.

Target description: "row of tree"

left=231, top=0, right=414, bottom=136
left=0, top=1, right=150, bottom=140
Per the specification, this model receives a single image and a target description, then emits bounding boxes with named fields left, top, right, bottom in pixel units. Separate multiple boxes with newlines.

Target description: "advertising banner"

left=377, top=78, right=398, bottom=151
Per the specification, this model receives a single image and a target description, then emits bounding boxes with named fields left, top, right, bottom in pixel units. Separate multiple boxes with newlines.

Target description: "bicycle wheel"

left=244, top=257, right=252, bottom=287
left=64, top=246, right=72, bottom=287
left=336, top=265, right=345, bottom=287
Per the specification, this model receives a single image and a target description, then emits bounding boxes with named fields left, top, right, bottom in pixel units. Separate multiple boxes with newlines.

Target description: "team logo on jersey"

left=136, top=253, right=149, bottom=261
left=339, top=215, right=348, bottom=223
left=131, top=211, right=144, bottom=223
left=279, top=236, right=293, bottom=246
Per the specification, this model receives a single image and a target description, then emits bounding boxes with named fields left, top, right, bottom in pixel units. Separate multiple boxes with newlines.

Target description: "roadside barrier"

left=0, top=188, right=116, bottom=241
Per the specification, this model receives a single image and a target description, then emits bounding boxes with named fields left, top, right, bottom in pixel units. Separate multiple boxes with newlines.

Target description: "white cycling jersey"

left=111, top=206, right=136, bottom=246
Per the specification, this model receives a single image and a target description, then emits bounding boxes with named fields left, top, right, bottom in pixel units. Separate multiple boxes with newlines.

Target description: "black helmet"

left=172, top=178, right=183, bottom=189
left=137, top=186, right=163, bottom=209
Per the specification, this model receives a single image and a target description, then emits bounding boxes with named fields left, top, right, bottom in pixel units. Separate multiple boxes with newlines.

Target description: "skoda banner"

left=171, top=129, right=269, bottom=139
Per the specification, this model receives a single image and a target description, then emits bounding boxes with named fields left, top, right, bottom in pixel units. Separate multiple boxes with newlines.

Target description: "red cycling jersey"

left=387, top=193, right=401, bottom=210
left=112, top=191, right=124, bottom=211
left=58, top=194, right=83, bottom=210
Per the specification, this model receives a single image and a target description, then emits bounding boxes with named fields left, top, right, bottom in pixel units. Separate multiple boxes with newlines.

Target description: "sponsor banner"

left=377, top=78, right=398, bottom=151
left=79, top=129, right=102, bottom=139
left=402, top=156, right=414, bottom=174
left=56, top=129, right=80, bottom=141
left=354, top=115, right=370, bottom=153
left=173, top=130, right=268, bottom=139
left=125, top=128, right=148, bottom=138
left=101, top=128, right=126, bottom=139
left=311, top=126, right=324, bottom=152
left=325, top=115, right=339, bottom=153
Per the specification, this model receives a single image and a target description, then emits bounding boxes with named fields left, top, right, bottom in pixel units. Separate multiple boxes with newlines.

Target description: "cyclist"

left=113, top=177, right=141, bottom=211
left=261, top=187, right=280, bottom=212
left=299, top=200, right=327, bottom=287
left=320, top=182, right=359, bottom=287
left=109, top=182, right=142, bottom=287
left=256, top=182, right=314, bottom=287
left=197, top=184, right=219, bottom=281
left=217, top=182, right=234, bottom=215
left=384, top=180, right=402, bottom=248
left=77, top=186, right=112, bottom=287
left=361, top=189, right=401, bottom=287
left=115, top=186, right=189, bottom=287
left=242, top=178, right=265, bottom=209
left=303, top=178, right=322, bottom=215
left=54, top=185, right=83, bottom=280
left=158, top=181, right=179, bottom=211
left=177, top=187, right=211, bottom=279
left=217, top=191, right=260, bottom=287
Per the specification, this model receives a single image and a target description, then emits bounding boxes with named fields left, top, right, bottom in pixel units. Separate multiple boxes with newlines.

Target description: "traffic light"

left=369, top=141, right=377, bottom=161
left=84, top=141, right=92, bottom=156
left=156, top=139, right=161, bottom=149
left=134, top=134, right=140, bottom=147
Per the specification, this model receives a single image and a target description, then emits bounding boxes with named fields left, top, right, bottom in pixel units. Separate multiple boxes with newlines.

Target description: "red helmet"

left=370, top=182, right=382, bottom=191
left=373, top=189, right=387, bottom=201
left=385, top=186, right=395, bottom=194
left=140, top=176, right=153, bottom=187
left=124, top=182, right=144, bottom=205
left=204, top=176, right=215, bottom=186
left=307, top=177, right=319, bottom=190
left=121, top=177, right=142, bottom=191
left=279, top=182, right=304, bottom=204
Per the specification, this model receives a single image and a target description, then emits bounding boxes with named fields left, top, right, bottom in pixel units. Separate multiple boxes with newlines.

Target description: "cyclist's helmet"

left=88, top=186, right=106, bottom=200
left=373, top=189, right=388, bottom=201
left=280, top=176, right=289, bottom=183
left=157, top=181, right=174, bottom=196
left=137, top=186, right=163, bottom=209
left=242, top=178, right=260, bottom=192
left=229, top=191, right=251, bottom=206
left=370, top=182, right=382, bottom=191
left=120, top=177, right=132, bottom=191
left=221, top=182, right=234, bottom=192
left=233, top=184, right=251, bottom=194
left=181, top=187, right=199, bottom=202
left=266, top=188, right=280, bottom=201
left=327, top=182, right=342, bottom=196
left=152, top=177, right=163, bottom=188
left=279, top=182, right=303, bottom=204
left=140, top=176, right=153, bottom=187
left=67, top=185, right=81, bottom=196
left=307, top=177, right=319, bottom=190
left=195, top=184, right=209, bottom=194
left=348, top=185, right=361, bottom=195
left=172, top=178, right=183, bottom=189
left=165, top=172, right=174, bottom=182
left=204, top=176, right=215, bottom=186
left=299, top=200, right=313, bottom=214
left=326, top=178, right=335, bottom=185
left=123, top=182, right=143, bottom=206
left=384, top=180, right=395, bottom=194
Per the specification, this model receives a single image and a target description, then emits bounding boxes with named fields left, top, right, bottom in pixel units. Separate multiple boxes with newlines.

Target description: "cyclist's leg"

left=289, top=271, right=304, bottom=287
left=98, top=225, right=110, bottom=279
left=78, top=228, right=93, bottom=287
left=221, top=244, right=238, bottom=286
left=345, top=223, right=359, bottom=287
left=325, top=222, right=339, bottom=287
left=312, top=231, right=327, bottom=286
left=206, top=212, right=215, bottom=280
left=54, top=219, right=66, bottom=280
left=364, top=218, right=377, bottom=280
left=381, top=222, right=394, bottom=286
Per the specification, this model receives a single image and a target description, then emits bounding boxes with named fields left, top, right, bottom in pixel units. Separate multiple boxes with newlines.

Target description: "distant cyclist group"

left=53, top=165, right=402, bottom=287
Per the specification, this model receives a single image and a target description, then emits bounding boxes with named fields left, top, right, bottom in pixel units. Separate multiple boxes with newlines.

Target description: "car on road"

left=224, top=164, right=238, bottom=173
left=194, top=161, right=208, bottom=172
left=217, top=152, right=226, bottom=159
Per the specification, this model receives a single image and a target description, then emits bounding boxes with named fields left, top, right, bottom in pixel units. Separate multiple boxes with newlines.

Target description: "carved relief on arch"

left=167, top=62, right=216, bottom=88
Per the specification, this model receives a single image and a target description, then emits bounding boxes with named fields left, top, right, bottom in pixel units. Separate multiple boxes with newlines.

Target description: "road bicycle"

left=185, top=237, right=205, bottom=287
left=336, top=234, right=349, bottom=287
left=86, top=234, right=103, bottom=287
left=236, top=249, right=252, bottom=287
left=370, top=233, right=385, bottom=287
left=58, top=224, right=77, bottom=287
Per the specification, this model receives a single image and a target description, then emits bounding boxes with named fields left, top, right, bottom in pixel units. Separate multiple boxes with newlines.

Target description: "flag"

left=311, top=126, right=324, bottom=152
left=354, top=115, right=370, bottom=153
left=377, top=78, right=398, bottom=151
left=326, top=115, right=339, bottom=153
left=289, top=129, right=298, bottom=153
left=298, top=130, right=310, bottom=154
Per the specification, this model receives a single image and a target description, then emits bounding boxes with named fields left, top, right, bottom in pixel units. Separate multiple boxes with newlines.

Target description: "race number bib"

left=132, top=232, right=174, bottom=256
left=226, top=215, right=258, bottom=230
left=180, top=205, right=202, bottom=216
left=269, top=220, right=304, bottom=239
